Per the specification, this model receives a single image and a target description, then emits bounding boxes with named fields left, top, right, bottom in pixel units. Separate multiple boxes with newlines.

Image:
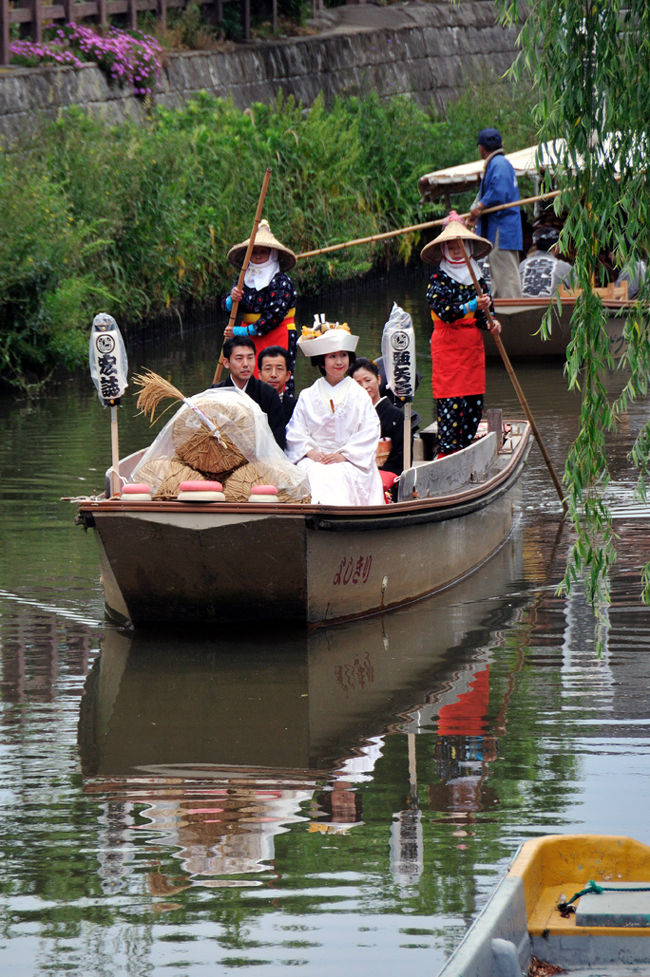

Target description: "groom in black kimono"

left=212, top=337, right=286, bottom=450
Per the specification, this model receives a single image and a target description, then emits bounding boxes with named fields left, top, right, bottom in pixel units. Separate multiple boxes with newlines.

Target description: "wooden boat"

left=75, top=417, right=531, bottom=629
left=491, top=291, right=629, bottom=361
left=437, top=833, right=650, bottom=977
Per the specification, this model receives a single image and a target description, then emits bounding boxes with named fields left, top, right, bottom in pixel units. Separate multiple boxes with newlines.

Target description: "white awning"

left=418, top=134, right=644, bottom=202
left=417, top=140, right=568, bottom=201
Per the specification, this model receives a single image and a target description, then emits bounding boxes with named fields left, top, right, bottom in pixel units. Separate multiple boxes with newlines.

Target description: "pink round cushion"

left=249, top=484, right=277, bottom=495
left=122, top=483, right=152, bottom=494
left=179, top=480, right=223, bottom=492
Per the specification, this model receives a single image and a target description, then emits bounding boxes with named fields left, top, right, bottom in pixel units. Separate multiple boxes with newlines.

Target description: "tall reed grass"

left=0, top=83, right=536, bottom=392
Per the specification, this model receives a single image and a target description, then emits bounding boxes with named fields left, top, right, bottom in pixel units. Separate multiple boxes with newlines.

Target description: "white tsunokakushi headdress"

left=297, top=315, right=359, bottom=357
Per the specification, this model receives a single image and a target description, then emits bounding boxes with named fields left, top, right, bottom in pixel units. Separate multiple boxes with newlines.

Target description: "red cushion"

left=379, top=470, right=398, bottom=491
left=250, top=484, right=278, bottom=494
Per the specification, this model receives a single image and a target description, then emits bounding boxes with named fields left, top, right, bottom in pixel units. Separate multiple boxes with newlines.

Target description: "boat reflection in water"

left=77, top=522, right=545, bottom=900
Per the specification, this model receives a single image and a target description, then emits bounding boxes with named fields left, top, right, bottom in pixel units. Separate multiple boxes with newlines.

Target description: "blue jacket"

left=478, top=151, right=523, bottom=252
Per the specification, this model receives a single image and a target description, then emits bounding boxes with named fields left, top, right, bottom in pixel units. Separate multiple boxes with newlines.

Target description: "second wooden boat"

left=491, top=294, right=629, bottom=360
left=438, top=833, right=650, bottom=977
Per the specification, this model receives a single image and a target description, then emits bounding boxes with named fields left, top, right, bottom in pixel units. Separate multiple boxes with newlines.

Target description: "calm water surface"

left=1, top=270, right=650, bottom=976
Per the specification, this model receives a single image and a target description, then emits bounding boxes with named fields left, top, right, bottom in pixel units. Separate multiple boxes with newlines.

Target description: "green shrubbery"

left=0, top=83, right=536, bottom=393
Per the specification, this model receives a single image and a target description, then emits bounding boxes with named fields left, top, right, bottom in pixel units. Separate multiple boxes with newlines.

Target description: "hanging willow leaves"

left=496, top=0, right=650, bottom=611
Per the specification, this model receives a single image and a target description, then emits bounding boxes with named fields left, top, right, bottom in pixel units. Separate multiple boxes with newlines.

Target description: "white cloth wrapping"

left=243, top=249, right=280, bottom=290
left=285, top=376, right=384, bottom=505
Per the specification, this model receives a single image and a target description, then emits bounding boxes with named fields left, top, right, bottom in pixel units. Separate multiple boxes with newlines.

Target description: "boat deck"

left=515, top=836, right=650, bottom=975
left=437, top=835, right=650, bottom=977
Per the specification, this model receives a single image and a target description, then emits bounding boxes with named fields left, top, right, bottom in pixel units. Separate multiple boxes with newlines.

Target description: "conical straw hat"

left=227, top=219, right=297, bottom=271
left=420, top=217, right=492, bottom=264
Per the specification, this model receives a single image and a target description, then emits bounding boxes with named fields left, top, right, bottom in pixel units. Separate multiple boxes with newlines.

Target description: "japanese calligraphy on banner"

left=89, top=313, right=128, bottom=406
left=380, top=302, right=416, bottom=403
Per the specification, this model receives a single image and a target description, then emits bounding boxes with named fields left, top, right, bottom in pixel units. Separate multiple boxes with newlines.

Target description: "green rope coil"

left=558, top=879, right=650, bottom=917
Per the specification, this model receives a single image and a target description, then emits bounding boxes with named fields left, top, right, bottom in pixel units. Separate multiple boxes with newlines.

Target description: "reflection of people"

left=469, top=128, right=523, bottom=297
left=285, top=321, right=383, bottom=505
left=310, top=736, right=384, bottom=835
left=349, top=357, right=419, bottom=497
left=212, top=337, right=287, bottom=449
left=258, top=345, right=297, bottom=426
left=222, top=220, right=298, bottom=393
left=421, top=213, right=501, bottom=457
left=519, top=225, right=574, bottom=296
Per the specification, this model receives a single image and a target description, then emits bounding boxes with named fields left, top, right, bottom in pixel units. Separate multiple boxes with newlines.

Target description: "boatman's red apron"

left=242, top=308, right=296, bottom=378
left=430, top=311, right=485, bottom=399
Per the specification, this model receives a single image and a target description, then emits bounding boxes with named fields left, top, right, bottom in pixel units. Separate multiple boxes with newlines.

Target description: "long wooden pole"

left=213, top=167, right=272, bottom=383
left=109, top=405, right=120, bottom=497
left=296, top=189, right=561, bottom=260
left=457, top=238, right=568, bottom=514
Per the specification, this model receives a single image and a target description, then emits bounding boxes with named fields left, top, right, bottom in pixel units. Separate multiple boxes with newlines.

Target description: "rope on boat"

left=558, top=879, right=650, bottom=917
left=181, top=397, right=226, bottom=445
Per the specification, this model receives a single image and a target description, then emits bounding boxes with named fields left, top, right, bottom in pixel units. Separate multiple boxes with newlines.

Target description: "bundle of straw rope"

left=134, top=370, right=262, bottom=477
left=133, top=455, right=207, bottom=499
left=170, top=392, right=254, bottom=476
left=224, top=461, right=311, bottom=504
left=133, top=369, right=186, bottom=425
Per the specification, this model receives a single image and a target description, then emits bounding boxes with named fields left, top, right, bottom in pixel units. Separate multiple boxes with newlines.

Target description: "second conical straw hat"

left=420, top=218, right=492, bottom=264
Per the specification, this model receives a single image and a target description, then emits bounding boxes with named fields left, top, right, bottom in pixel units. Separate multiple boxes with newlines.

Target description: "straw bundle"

left=133, top=455, right=207, bottom=499
left=133, top=369, right=186, bottom=424
left=171, top=393, right=256, bottom=476
left=224, top=461, right=311, bottom=504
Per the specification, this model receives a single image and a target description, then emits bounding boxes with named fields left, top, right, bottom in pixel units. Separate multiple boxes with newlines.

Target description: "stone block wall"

left=0, top=1, right=518, bottom=142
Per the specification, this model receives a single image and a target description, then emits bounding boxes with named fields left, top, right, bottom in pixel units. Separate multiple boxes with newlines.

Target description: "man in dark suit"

left=212, top=337, right=286, bottom=449
left=257, top=345, right=297, bottom=427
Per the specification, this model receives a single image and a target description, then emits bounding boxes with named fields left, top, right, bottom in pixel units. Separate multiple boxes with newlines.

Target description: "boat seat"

left=576, top=883, right=650, bottom=928
left=397, top=432, right=498, bottom=502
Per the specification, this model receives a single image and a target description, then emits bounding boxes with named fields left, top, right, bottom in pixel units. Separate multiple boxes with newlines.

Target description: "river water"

left=1, top=268, right=650, bottom=977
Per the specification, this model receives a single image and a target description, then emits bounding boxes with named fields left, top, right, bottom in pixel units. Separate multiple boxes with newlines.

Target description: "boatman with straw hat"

left=421, top=212, right=501, bottom=458
left=222, top=219, right=298, bottom=394
left=285, top=318, right=384, bottom=506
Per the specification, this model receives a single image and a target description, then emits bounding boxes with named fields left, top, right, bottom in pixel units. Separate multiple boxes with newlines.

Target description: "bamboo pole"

left=457, top=237, right=568, bottom=515
left=213, top=167, right=272, bottom=383
left=296, top=189, right=561, bottom=260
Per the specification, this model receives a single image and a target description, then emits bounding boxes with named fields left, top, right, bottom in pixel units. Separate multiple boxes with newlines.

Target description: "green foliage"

left=0, top=82, right=534, bottom=392
left=497, top=0, right=650, bottom=613
left=0, top=149, right=113, bottom=393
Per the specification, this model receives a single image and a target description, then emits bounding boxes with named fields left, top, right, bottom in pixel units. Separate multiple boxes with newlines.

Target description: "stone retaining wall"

left=0, top=2, right=518, bottom=142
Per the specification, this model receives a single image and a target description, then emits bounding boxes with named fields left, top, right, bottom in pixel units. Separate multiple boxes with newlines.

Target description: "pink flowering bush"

left=9, top=39, right=84, bottom=69
left=10, top=23, right=162, bottom=98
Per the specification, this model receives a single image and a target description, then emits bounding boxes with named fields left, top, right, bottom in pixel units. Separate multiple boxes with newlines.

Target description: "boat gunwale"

left=513, top=833, right=650, bottom=940
left=76, top=422, right=531, bottom=525
left=495, top=295, right=631, bottom=311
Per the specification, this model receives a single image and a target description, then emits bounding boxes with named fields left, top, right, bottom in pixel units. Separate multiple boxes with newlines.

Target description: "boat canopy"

left=417, top=141, right=568, bottom=202
left=418, top=132, right=643, bottom=203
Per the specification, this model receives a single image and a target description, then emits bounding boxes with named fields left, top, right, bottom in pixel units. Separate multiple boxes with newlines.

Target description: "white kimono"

left=286, top=376, right=384, bottom=505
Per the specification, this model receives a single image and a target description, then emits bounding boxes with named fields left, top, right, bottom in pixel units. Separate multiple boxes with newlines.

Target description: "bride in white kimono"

left=285, top=320, right=384, bottom=505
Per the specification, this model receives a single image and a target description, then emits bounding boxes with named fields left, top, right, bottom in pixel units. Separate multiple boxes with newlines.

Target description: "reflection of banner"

left=390, top=809, right=423, bottom=887
left=436, top=666, right=490, bottom=736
